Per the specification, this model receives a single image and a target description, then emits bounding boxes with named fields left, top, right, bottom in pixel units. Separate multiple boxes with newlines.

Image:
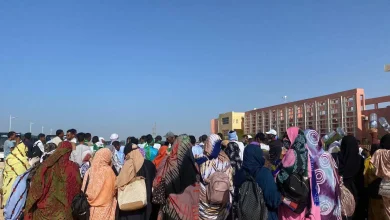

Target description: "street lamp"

left=29, top=122, right=34, bottom=133
left=9, top=115, right=17, bottom=131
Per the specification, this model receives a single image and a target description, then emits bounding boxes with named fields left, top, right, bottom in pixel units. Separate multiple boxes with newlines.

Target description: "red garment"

left=25, top=141, right=82, bottom=220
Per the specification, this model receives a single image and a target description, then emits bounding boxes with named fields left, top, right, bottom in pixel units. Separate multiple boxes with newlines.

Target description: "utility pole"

left=30, top=122, right=34, bottom=133
left=152, top=122, right=156, bottom=137
left=9, top=115, right=16, bottom=131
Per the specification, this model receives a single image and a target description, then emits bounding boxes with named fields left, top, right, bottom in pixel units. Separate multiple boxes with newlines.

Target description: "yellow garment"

left=364, top=156, right=378, bottom=187
left=2, top=142, right=30, bottom=206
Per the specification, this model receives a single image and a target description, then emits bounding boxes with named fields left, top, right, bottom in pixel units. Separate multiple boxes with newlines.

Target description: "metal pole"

left=9, top=115, right=12, bottom=131
left=30, top=122, right=34, bottom=133
left=50, top=129, right=53, bottom=135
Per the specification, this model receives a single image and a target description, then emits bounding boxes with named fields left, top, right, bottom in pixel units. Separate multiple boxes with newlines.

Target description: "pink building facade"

left=244, top=89, right=366, bottom=140
left=210, top=119, right=218, bottom=134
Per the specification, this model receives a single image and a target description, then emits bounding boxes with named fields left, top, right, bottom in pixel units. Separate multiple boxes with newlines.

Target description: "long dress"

left=118, top=160, right=156, bottom=220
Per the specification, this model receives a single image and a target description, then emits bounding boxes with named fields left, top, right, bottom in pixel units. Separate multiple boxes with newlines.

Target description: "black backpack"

left=72, top=175, right=90, bottom=220
left=279, top=151, right=310, bottom=214
left=237, top=171, right=268, bottom=220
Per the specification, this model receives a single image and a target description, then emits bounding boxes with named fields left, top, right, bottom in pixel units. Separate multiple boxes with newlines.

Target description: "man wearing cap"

left=229, top=131, right=245, bottom=160
left=266, top=129, right=283, bottom=150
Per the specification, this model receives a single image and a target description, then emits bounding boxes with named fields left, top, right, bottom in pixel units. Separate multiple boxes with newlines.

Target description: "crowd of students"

left=1, top=127, right=390, bottom=220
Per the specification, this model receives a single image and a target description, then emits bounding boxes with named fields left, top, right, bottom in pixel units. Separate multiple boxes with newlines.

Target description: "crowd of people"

left=1, top=127, right=390, bottom=220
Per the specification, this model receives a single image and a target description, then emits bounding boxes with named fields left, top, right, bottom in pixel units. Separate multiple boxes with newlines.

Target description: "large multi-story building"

left=211, top=88, right=390, bottom=141
left=210, top=111, right=245, bottom=137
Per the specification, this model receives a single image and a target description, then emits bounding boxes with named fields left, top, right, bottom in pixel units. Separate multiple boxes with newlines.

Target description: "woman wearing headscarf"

left=197, top=134, right=233, bottom=220
left=116, top=144, right=156, bottom=220
left=4, top=142, right=56, bottom=219
left=371, top=134, right=390, bottom=219
left=144, top=134, right=158, bottom=161
left=223, top=141, right=242, bottom=176
left=305, top=129, right=341, bottom=220
left=24, top=141, right=82, bottom=219
left=363, top=143, right=387, bottom=220
left=80, top=150, right=92, bottom=179
left=155, top=135, right=200, bottom=220
left=234, top=144, right=281, bottom=220
left=82, top=148, right=117, bottom=220
left=277, top=127, right=321, bottom=220
left=2, top=136, right=30, bottom=207
left=151, top=144, right=169, bottom=219
left=338, top=135, right=365, bottom=220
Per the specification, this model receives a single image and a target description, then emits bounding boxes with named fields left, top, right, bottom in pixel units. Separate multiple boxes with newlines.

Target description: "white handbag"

left=379, top=179, right=390, bottom=197
left=118, top=176, right=147, bottom=211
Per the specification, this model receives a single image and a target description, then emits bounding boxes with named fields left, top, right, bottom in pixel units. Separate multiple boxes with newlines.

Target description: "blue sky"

left=1, top=1, right=389, bottom=139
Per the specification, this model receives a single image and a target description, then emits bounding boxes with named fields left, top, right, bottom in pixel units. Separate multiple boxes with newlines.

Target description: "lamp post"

left=29, top=122, right=34, bottom=133
left=9, top=115, right=17, bottom=131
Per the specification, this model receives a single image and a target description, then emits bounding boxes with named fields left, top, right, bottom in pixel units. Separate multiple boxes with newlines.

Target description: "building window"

left=236, top=119, right=239, bottom=123
left=222, top=117, right=229, bottom=125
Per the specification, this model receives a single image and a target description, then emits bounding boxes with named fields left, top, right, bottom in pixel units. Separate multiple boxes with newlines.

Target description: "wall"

left=217, top=112, right=245, bottom=136
left=210, top=119, right=218, bottom=134
left=361, top=95, right=390, bottom=142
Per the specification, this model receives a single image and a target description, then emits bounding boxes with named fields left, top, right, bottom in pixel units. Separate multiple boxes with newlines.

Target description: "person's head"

left=56, top=129, right=64, bottom=140
left=266, top=129, right=277, bottom=141
left=247, top=135, right=253, bottom=143
left=242, top=135, right=248, bottom=143
left=371, top=144, right=380, bottom=156
left=155, top=135, right=162, bottom=143
left=380, top=134, right=390, bottom=150
left=85, top=133, right=92, bottom=142
left=165, top=132, right=176, bottom=144
left=228, top=131, right=238, bottom=141
left=217, top=133, right=224, bottom=140
left=255, top=132, right=266, bottom=143
left=77, top=132, right=85, bottom=144
left=66, top=129, right=77, bottom=141
left=146, top=134, right=154, bottom=145
left=130, top=137, right=139, bottom=145
left=38, top=133, right=46, bottom=143
left=24, top=132, right=32, bottom=141
left=92, top=136, right=99, bottom=144
left=112, top=141, right=121, bottom=151
left=242, top=144, right=265, bottom=174
left=201, top=135, right=208, bottom=143
left=189, top=135, right=196, bottom=146
left=15, top=133, right=22, bottom=144
left=8, top=131, right=16, bottom=140
left=140, top=136, right=146, bottom=144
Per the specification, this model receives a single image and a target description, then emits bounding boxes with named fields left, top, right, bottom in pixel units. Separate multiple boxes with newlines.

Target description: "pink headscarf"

left=282, top=127, right=300, bottom=167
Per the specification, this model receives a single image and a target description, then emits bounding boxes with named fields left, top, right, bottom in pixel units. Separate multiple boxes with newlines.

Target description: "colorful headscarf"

left=153, top=145, right=169, bottom=187
left=2, top=142, right=30, bottom=206
left=159, top=135, right=200, bottom=220
left=224, top=141, right=242, bottom=175
left=305, top=129, right=341, bottom=220
left=25, top=141, right=82, bottom=220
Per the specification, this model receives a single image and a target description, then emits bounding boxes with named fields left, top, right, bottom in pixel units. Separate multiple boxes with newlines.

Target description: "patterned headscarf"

left=224, top=141, right=242, bottom=175
left=277, top=127, right=308, bottom=184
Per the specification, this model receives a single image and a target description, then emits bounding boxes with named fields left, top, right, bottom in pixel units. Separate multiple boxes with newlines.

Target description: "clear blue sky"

left=1, top=1, right=389, bottom=139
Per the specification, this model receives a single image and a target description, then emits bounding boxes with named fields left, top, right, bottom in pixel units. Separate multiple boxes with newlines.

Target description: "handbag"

left=379, top=179, right=390, bottom=197
left=72, top=175, right=90, bottom=220
left=118, top=176, right=147, bottom=211
left=339, top=177, right=355, bottom=217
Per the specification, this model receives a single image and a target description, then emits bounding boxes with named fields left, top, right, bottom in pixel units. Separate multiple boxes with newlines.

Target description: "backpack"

left=237, top=170, right=268, bottom=220
left=205, top=164, right=231, bottom=205
left=72, top=175, right=90, bottom=220
left=279, top=150, right=310, bottom=214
